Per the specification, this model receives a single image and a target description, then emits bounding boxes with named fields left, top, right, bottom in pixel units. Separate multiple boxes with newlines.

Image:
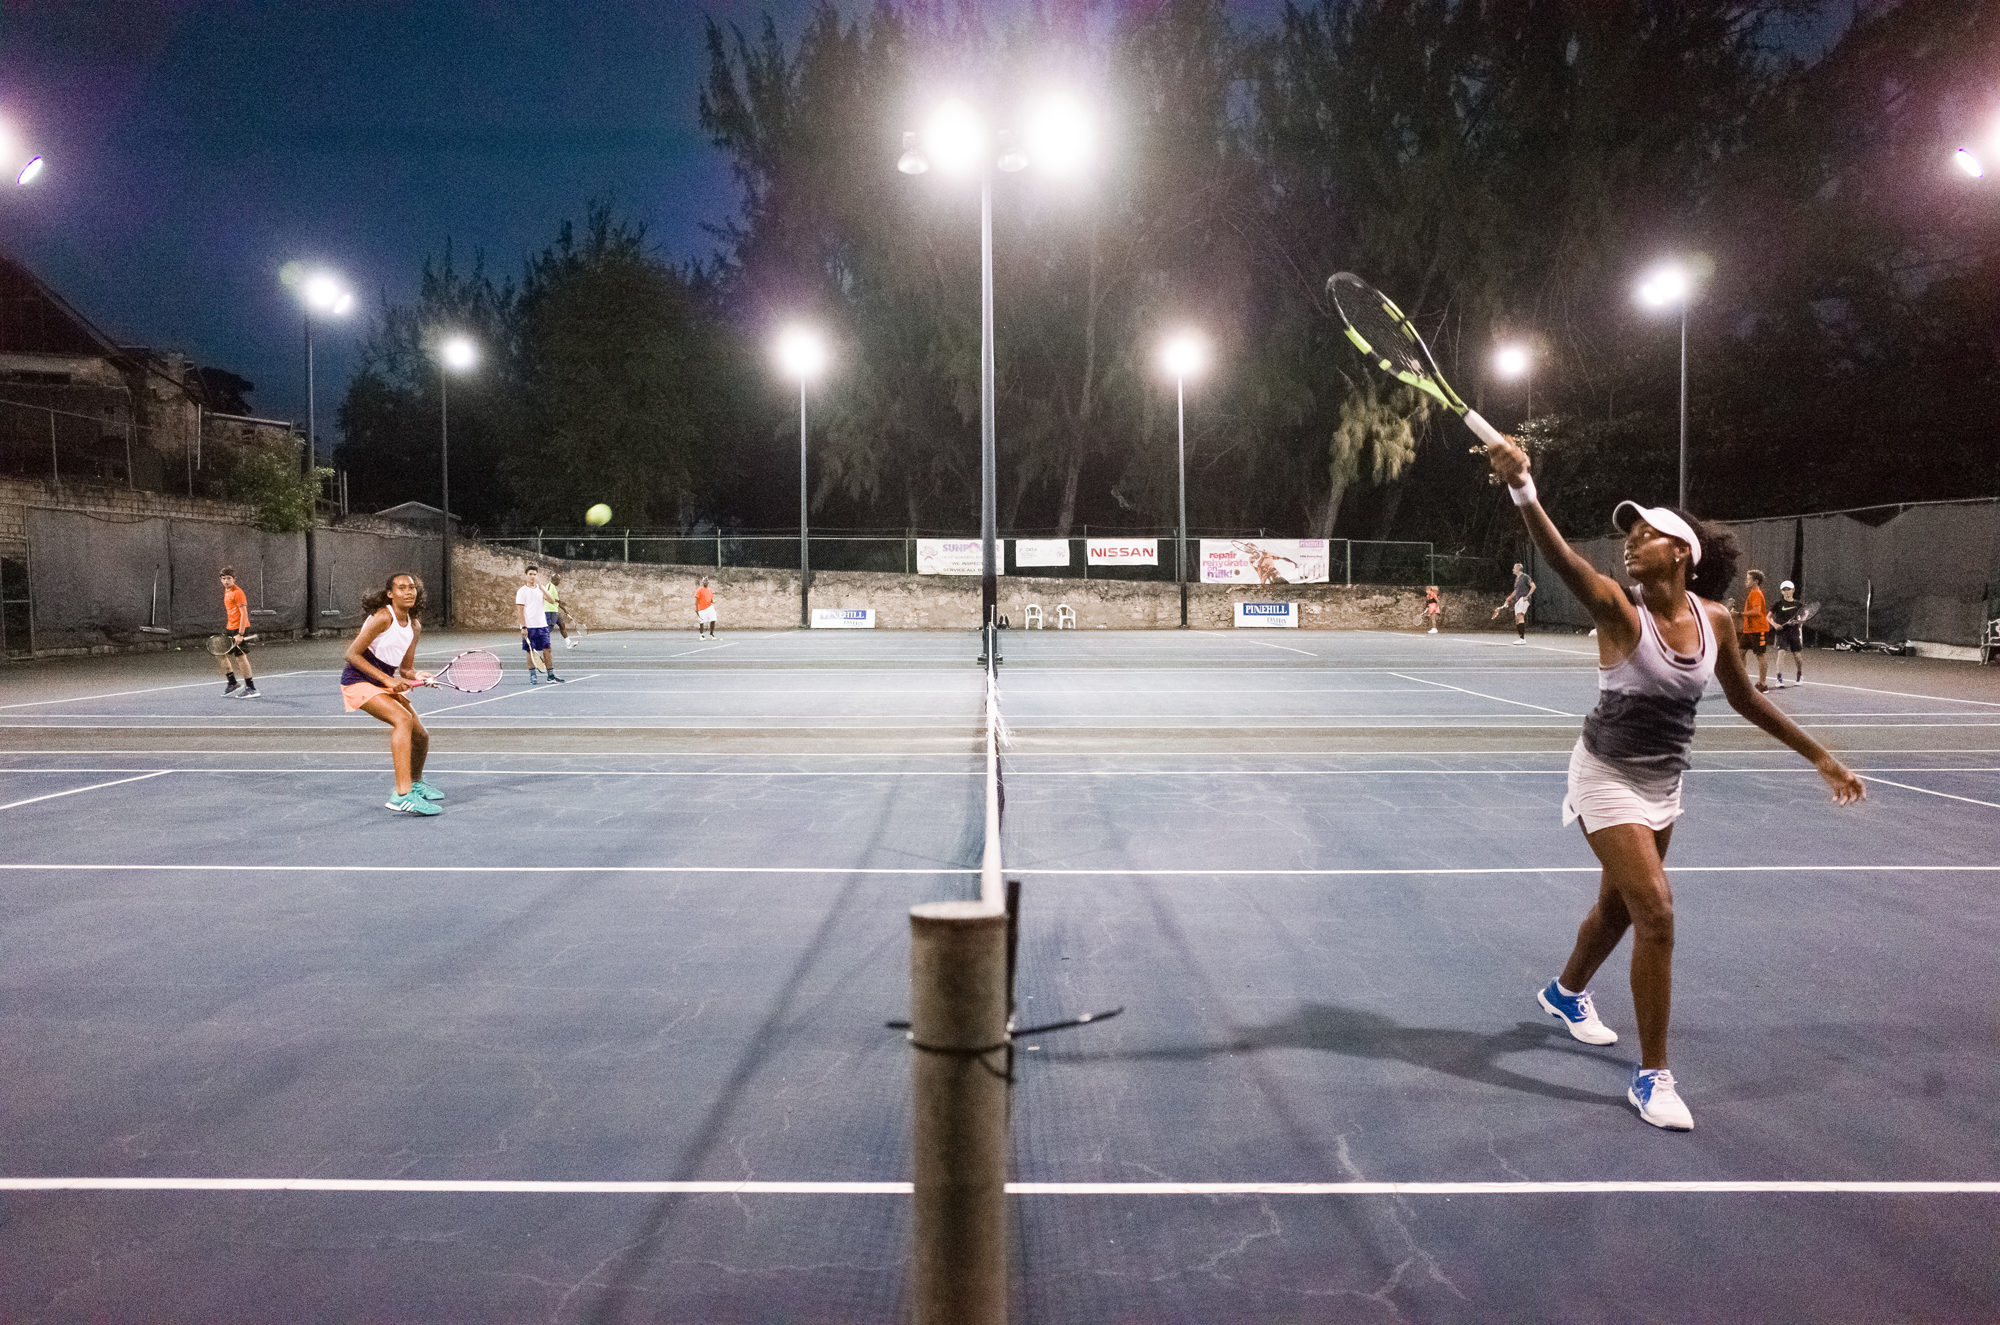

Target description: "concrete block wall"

left=453, top=539, right=1503, bottom=633
left=0, top=476, right=256, bottom=547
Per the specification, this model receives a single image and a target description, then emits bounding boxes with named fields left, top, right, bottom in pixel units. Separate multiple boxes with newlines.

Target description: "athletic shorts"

left=697, top=606, right=717, bottom=624
left=1777, top=625, right=1803, bottom=652
left=1562, top=739, right=1684, bottom=834
left=223, top=635, right=248, bottom=658
left=546, top=613, right=562, bottom=630
left=521, top=626, right=552, bottom=651
left=1740, top=630, right=1769, bottom=655
left=1513, top=599, right=1530, bottom=618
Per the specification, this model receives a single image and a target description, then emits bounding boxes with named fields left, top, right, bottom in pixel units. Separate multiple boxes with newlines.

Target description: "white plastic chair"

left=1024, top=604, right=1044, bottom=629
left=1983, top=616, right=2000, bottom=665
left=1056, top=604, right=1076, bottom=630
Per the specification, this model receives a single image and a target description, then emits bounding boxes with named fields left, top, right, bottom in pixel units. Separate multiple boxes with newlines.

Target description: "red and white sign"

left=1086, top=538, right=1158, bottom=567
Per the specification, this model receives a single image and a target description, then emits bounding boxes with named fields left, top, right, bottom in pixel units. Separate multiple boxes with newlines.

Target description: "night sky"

left=1, top=1, right=1837, bottom=459
left=0, top=1, right=816, bottom=451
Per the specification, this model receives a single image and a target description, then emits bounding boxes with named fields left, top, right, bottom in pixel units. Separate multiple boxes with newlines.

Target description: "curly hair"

left=1665, top=508, right=1740, bottom=603
left=361, top=573, right=427, bottom=618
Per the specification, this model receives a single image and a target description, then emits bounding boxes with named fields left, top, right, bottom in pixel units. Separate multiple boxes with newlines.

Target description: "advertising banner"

left=1086, top=538, right=1158, bottom=567
left=915, top=540, right=1000, bottom=576
left=811, top=607, right=875, bottom=629
left=1013, top=539, right=1071, bottom=567
left=1234, top=601, right=1299, bottom=628
left=1200, top=538, right=1330, bottom=585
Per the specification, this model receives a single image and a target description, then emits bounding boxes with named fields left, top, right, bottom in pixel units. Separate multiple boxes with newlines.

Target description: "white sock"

left=1556, top=979, right=1583, bottom=998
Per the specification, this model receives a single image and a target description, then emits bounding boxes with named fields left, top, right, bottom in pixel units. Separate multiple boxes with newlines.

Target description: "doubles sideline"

left=1, top=1177, right=1992, bottom=1196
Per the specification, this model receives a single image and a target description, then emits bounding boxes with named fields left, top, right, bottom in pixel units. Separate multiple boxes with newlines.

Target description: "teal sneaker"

left=410, top=780, right=443, bottom=802
left=385, top=791, right=440, bottom=816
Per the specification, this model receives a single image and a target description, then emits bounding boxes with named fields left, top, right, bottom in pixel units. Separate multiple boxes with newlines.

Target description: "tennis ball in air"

left=585, top=503, right=612, bottom=526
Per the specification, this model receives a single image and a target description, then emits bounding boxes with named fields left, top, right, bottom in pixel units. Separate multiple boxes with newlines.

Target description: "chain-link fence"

left=482, top=530, right=1512, bottom=589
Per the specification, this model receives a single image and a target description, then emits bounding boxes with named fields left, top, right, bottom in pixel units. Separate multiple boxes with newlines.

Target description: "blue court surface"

left=2, top=628, right=1995, bottom=1321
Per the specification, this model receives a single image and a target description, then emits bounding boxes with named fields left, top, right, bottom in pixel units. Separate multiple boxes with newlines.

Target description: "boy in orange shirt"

left=218, top=567, right=257, bottom=697
left=1739, top=569, right=1771, bottom=692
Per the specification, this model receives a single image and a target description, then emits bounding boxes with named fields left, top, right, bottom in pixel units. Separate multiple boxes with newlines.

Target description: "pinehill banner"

left=915, top=540, right=1002, bottom=576
left=1087, top=538, right=1157, bottom=566
left=1200, top=539, right=1330, bottom=585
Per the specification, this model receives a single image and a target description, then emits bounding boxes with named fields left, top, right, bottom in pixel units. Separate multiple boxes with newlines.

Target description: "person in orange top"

left=1739, top=569, right=1772, bottom=692
left=695, top=576, right=717, bottom=638
left=217, top=567, right=258, bottom=698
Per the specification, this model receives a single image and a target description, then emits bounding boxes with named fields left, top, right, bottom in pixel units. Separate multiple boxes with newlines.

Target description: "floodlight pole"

left=1175, top=370, right=1189, bottom=628
left=979, top=169, right=998, bottom=635
left=304, top=314, right=317, bottom=479
left=1676, top=301, right=1688, bottom=510
left=800, top=377, right=810, bottom=629
left=440, top=367, right=453, bottom=628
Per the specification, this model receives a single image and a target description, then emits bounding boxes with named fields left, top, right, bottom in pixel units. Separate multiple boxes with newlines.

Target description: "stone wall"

left=0, top=476, right=257, bottom=549
left=454, top=538, right=1502, bottom=632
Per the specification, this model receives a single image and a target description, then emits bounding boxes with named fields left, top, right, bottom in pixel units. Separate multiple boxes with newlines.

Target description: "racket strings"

left=1329, top=276, right=1430, bottom=381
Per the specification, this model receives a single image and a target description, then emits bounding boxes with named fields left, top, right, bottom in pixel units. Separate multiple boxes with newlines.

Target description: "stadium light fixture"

left=921, top=99, right=986, bottom=176
left=1493, top=344, right=1531, bottom=380
left=1636, top=262, right=1694, bottom=507
left=776, top=325, right=829, bottom=381
left=291, top=268, right=355, bottom=480
left=17, top=155, right=43, bottom=186
left=1023, top=93, right=1094, bottom=177
left=435, top=335, right=478, bottom=627
left=775, top=325, right=830, bottom=629
left=898, top=94, right=1100, bottom=638
left=1955, top=148, right=1985, bottom=179
left=1161, top=331, right=1207, bottom=380
left=1159, top=330, right=1207, bottom=629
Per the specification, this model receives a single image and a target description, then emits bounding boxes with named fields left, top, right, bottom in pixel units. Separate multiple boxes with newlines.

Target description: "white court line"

left=1389, top=672, right=1575, bottom=717
left=1799, top=679, right=2000, bottom=708
left=0, top=1177, right=1990, bottom=1196
left=660, top=641, right=744, bottom=660
left=0, top=771, right=173, bottom=811
left=423, top=673, right=596, bottom=716
left=1856, top=775, right=2000, bottom=810
left=0, top=674, right=310, bottom=711
left=0, top=864, right=1990, bottom=877
left=1, top=766, right=1995, bottom=778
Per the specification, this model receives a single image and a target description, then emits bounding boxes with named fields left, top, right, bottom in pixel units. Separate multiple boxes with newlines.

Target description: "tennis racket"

left=1795, top=601, right=1820, bottom=625
left=568, top=617, right=588, bottom=645
left=419, top=649, right=504, bottom=693
left=1328, top=272, right=1506, bottom=455
left=206, top=633, right=258, bottom=655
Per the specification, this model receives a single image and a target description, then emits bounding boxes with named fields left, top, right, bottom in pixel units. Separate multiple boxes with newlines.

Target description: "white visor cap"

left=1612, top=501, right=1702, bottom=567
left=1780, top=580, right=1794, bottom=590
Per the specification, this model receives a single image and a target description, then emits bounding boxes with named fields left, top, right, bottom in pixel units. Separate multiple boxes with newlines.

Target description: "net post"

left=908, top=900, right=1010, bottom=1325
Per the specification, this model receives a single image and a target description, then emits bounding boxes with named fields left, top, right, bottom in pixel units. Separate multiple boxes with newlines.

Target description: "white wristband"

left=1509, top=475, right=1538, bottom=507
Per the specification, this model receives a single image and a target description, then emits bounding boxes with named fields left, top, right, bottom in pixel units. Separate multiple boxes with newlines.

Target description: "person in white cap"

left=1484, top=435, right=1864, bottom=1131
left=1770, top=580, right=1806, bottom=687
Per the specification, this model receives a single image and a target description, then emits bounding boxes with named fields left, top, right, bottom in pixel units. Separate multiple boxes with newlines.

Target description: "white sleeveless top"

left=1580, top=589, right=1717, bottom=774
left=369, top=605, right=415, bottom=671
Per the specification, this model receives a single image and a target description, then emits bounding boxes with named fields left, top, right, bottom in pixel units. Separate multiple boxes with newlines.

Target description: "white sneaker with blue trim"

left=1629, top=1067, right=1694, bottom=1131
left=1538, top=978, right=1618, bottom=1045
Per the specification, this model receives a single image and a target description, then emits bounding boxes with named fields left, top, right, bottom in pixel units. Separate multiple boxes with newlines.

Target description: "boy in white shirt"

left=515, top=565, right=564, bottom=684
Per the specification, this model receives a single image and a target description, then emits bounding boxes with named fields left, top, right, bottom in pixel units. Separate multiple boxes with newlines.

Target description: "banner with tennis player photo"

left=915, top=540, right=1002, bottom=576
left=1199, top=539, right=1331, bottom=585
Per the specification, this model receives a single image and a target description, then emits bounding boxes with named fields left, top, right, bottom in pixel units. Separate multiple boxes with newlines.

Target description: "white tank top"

left=1581, top=589, right=1717, bottom=773
left=369, top=605, right=415, bottom=671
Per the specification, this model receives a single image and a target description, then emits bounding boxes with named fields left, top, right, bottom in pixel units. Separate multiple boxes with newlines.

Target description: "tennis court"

left=2, top=627, right=1996, bottom=1321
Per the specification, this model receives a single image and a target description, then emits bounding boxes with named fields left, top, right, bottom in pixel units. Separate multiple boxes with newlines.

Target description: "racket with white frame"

left=419, top=649, right=504, bottom=693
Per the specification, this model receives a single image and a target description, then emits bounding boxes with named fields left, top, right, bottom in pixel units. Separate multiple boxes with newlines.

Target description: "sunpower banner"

left=1234, top=601, right=1298, bottom=628
left=1086, top=538, right=1157, bottom=567
left=916, top=540, right=1001, bottom=576
left=811, top=607, right=875, bottom=629
left=1200, top=538, right=1330, bottom=585
left=1013, top=539, right=1071, bottom=567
